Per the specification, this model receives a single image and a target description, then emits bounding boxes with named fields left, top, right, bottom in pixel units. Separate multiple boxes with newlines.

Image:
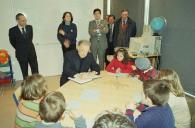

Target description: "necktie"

left=123, top=20, right=126, bottom=25
left=22, top=27, right=26, bottom=38
left=122, top=20, right=126, bottom=30
left=109, top=24, right=113, bottom=42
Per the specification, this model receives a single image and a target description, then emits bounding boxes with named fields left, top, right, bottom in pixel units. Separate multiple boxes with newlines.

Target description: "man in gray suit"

left=88, top=8, right=108, bottom=70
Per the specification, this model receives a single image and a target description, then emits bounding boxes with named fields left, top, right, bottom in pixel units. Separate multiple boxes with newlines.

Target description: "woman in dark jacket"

left=57, top=12, right=77, bottom=57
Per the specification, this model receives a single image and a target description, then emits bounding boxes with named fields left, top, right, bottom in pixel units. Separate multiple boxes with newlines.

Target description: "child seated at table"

left=126, top=80, right=175, bottom=128
left=133, top=58, right=157, bottom=81
left=15, top=74, right=48, bottom=128
left=106, top=48, right=135, bottom=74
left=35, top=91, right=87, bottom=128
left=158, top=69, right=191, bottom=128
left=93, top=111, right=136, bottom=128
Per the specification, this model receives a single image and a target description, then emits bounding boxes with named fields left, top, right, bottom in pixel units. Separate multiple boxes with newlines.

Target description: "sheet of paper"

left=80, top=89, right=100, bottom=101
left=132, top=92, right=144, bottom=103
left=115, top=73, right=129, bottom=77
left=66, top=100, right=81, bottom=110
left=107, top=72, right=129, bottom=77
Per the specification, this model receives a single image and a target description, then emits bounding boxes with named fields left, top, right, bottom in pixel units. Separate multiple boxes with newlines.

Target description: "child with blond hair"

left=158, top=69, right=191, bottom=128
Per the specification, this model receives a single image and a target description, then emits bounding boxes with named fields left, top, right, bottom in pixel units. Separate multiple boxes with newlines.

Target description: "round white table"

left=58, top=71, right=144, bottom=127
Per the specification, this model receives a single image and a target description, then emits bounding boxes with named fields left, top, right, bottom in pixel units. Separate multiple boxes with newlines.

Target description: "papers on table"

left=66, top=100, right=81, bottom=110
left=132, top=92, right=144, bottom=103
left=66, top=89, right=100, bottom=110
left=107, top=72, right=129, bottom=77
left=68, top=74, right=101, bottom=84
left=80, top=89, right=100, bottom=101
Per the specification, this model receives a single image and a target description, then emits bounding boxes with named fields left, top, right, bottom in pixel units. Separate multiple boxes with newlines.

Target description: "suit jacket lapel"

left=25, top=26, right=29, bottom=39
left=16, top=26, right=27, bottom=39
left=16, top=26, right=22, bottom=36
left=93, top=20, right=97, bottom=28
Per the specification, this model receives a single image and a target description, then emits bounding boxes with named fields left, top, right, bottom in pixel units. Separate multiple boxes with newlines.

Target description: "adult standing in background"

left=114, top=9, right=136, bottom=48
left=9, top=13, right=39, bottom=79
left=88, top=8, right=108, bottom=70
left=57, top=12, right=77, bottom=57
left=105, top=15, right=115, bottom=65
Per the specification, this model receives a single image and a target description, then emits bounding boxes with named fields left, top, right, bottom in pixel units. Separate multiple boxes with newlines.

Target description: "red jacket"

left=134, top=67, right=157, bottom=81
left=106, top=59, right=134, bottom=73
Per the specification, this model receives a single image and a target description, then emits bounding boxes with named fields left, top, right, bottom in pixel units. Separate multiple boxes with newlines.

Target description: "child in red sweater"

left=133, top=58, right=157, bottom=81
left=106, top=48, right=135, bottom=73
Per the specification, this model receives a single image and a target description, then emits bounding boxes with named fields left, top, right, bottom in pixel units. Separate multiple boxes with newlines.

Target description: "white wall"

left=0, top=0, right=103, bottom=80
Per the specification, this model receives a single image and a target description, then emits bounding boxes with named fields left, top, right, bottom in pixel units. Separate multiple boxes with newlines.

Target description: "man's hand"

left=90, top=71, right=98, bottom=75
left=73, top=73, right=80, bottom=78
left=59, top=29, right=65, bottom=36
left=74, top=73, right=88, bottom=80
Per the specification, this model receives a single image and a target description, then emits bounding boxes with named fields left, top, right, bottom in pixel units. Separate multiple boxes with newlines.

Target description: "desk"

left=129, top=53, right=160, bottom=69
left=58, top=71, right=144, bottom=127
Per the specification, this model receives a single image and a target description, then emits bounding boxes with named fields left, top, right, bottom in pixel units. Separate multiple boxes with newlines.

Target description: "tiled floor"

left=0, top=75, right=60, bottom=128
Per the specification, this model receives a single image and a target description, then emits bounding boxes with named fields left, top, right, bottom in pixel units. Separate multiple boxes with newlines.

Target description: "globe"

left=150, top=17, right=166, bottom=33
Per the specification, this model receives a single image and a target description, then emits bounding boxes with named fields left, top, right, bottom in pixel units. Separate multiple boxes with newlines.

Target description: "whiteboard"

left=11, top=0, right=103, bottom=44
left=0, top=0, right=103, bottom=80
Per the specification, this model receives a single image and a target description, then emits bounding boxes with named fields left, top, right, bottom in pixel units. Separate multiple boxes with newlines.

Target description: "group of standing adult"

left=8, top=8, right=137, bottom=86
left=57, top=9, right=137, bottom=69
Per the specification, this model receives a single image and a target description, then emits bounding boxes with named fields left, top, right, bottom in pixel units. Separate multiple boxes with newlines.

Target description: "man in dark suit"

left=114, top=9, right=137, bottom=47
left=60, top=40, right=100, bottom=86
left=9, top=13, right=39, bottom=79
left=105, top=15, right=116, bottom=65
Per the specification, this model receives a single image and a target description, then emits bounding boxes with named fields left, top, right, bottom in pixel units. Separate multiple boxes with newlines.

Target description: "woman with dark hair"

left=106, top=48, right=135, bottom=73
left=57, top=12, right=77, bottom=57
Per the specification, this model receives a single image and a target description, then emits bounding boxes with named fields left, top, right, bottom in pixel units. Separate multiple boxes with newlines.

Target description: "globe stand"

left=153, top=32, right=160, bottom=36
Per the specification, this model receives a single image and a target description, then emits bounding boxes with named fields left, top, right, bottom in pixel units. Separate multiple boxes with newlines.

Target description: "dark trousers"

left=105, top=42, right=115, bottom=66
left=18, top=56, right=39, bottom=79
left=62, top=44, right=76, bottom=57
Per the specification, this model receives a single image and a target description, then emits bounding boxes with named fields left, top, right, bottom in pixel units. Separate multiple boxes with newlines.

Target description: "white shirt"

left=95, top=19, right=101, bottom=24
left=168, top=93, right=191, bottom=128
left=122, top=19, right=128, bottom=24
left=18, top=25, right=26, bottom=33
left=109, top=24, right=114, bottom=33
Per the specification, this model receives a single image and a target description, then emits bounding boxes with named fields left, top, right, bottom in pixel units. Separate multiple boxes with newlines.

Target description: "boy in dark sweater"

left=126, top=80, right=175, bottom=128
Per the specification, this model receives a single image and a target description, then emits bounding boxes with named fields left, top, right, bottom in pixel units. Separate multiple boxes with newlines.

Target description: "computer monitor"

left=129, top=36, right=161, bottom=55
